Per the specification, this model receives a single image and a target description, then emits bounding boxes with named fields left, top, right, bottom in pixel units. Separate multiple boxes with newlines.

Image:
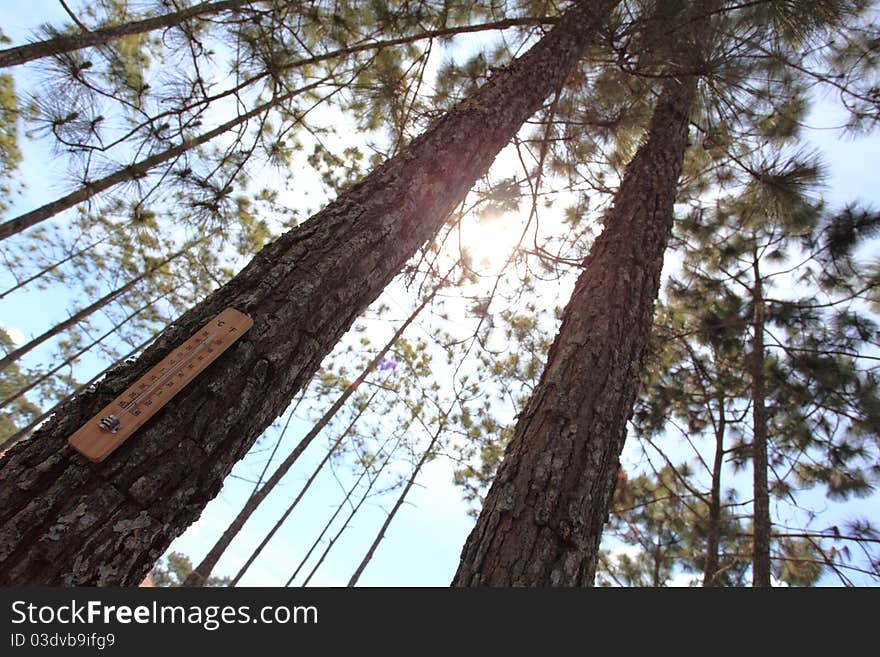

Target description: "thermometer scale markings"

left=68, top=307, right=253, bottom=463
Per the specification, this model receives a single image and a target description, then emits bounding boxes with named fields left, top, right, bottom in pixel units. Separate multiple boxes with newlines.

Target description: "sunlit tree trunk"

left=453, top=76, right=696, bottom=586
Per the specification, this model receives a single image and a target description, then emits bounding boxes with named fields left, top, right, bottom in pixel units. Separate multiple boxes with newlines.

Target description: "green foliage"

left=0, top=329, right=42, bottom=446
left=150, top=552, right=231, bottom=587
left=3, top=0, right=879, bottom=587
left=0, top=74, right=22, bottom=214
left=626, top=178, right=880, bottom=585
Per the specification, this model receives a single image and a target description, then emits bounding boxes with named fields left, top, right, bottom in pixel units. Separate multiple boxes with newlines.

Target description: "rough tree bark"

left=0, top=0, right=250, bottom=69
left=453, top=76, right=696, bottom=586
left=750, top=247, right=772, bottom=587
left=0, top=0, right=619, bottom=585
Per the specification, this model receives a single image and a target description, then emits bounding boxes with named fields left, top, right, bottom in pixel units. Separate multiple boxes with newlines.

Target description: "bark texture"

left=750, top=254, right=771, bottom=587
left=453, top=77, right=696, bottom=586
left=0, top=0, right=619, bottom=586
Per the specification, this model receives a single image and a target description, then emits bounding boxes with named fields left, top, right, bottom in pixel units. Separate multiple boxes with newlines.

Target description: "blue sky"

left=1, top=1, right=878, bottom=587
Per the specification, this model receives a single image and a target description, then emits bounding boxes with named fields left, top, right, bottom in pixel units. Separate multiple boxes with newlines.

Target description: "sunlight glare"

left=456, top=209, right=523, bottom=272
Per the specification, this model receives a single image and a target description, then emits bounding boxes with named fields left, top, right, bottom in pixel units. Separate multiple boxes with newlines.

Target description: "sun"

left=456, top=210, right=524, bottom=273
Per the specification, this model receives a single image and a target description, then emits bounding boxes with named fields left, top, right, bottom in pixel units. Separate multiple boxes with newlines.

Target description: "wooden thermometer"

left=68, top=307, right=253, bottom=463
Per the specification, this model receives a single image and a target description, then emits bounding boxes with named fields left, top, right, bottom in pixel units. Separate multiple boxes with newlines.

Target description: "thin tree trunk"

left=0, top=0, right=617, bottom=585
left=652, top=520, right=664, bottom=587
left=182, top=278, right=445, bottom=585
left=229, top=385, right=381, bottom=586
left=0, top=76, right=325, bottom=242
left=0, top=237, right=202, bottom=372
left=703, top=393, right=726, bottom=586
left=0, top=294, right=164, bottom=411
left=283, top=438, right=388, bottom=586
left=348, top=416, right=446, bottom=586
left=452, top=76, right=696, bottom=586
left=0, top=0, right=251, bottom=69
left=751, top=248, right=771, bottom=587
left=0, top=234, right=109, bottom=301
left=301, top=435, right=402, bottom=587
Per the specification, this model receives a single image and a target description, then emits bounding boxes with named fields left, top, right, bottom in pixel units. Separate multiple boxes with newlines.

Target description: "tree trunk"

left=0, top=0, right=250, bottom=69
left=0, top=77, right=326, bottom=242
left=0, top=330, right=161, bottom=452
left=750, top=249, right=771, bottom=587
left=0, top=17, right=558, bottom=243
left=228, top=387, right=379, bottom=586
left=0, top=0, right=619, bottom=586
left=452, top=76, right=696, bottom=586
left=300, top=447, right=395, bottom=587
left=0, top=294, right=164, bottom=411
left=283, top=443, right=382, bottom=586
left=703, top=394, right=726, bottom=586
left=0, top=234, right=109, bottom=301
left=652, top=520, right=665, bottom=587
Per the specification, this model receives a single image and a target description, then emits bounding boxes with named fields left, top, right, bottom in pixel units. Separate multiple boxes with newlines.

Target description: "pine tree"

left=149, top=551, right=230, bottom=587
left=454, top=71, right=697, bottom=586
left=452, top=0, right=875, bottom=587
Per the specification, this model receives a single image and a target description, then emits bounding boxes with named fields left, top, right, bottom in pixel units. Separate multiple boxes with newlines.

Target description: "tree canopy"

left=0, top=0, right=877, bottom=586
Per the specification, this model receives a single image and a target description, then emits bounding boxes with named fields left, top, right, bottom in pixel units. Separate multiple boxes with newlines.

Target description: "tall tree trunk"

left=0, top=0, right=619, bottom=585
left=750, top=248, right=771, bottom=587
left=703, top=393, right=726, bottom=586
left=453, top=76, right=696, bottom=586
left=0, top=0, right=250, bottom=69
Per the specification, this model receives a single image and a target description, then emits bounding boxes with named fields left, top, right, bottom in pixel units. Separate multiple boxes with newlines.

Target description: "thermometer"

left=68, top=307, right=253, bottom=462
